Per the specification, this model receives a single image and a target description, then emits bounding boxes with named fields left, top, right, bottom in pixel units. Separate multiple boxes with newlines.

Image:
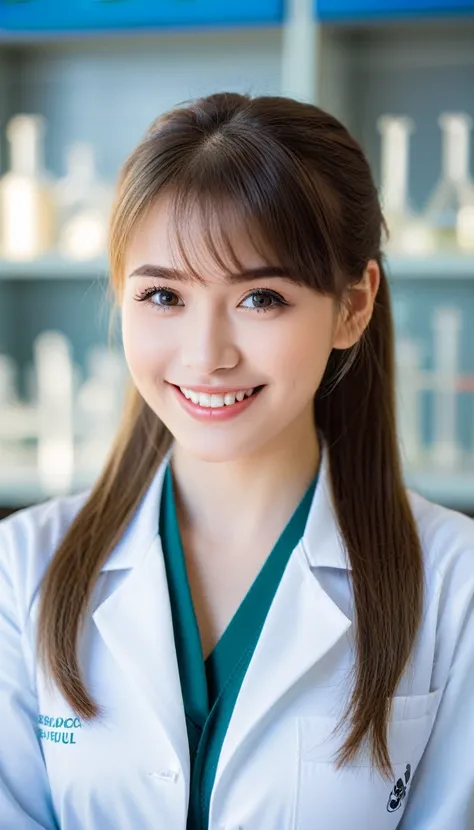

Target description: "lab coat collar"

left=93, top=434, right=352, bottom=798
left=211, top=437, right=352, bottom=808
left=99, top=434, right=350, bottom=573
left=93, top=445, right=188, bottom=777
left=99, top=447, right=172, bottom=572
left=301, top=437, right=352, bottom=571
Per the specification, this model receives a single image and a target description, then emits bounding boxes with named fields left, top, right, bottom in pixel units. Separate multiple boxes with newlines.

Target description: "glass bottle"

left=0, top=354, right=38, bottom=473
left=430, top=307, right=463, bottom=470
left=34, top=331, right=75, bottom=494
left=377, top=115, right=435, bottom=256
left=55, top=142, right=113, bottom=261
left=0, top=115, right=55, bottom=261
left=424, top=113, right=474, bottom=253
left=76, top=344, right=127, bottom=474
left=396, top=337, right=424, bottom=470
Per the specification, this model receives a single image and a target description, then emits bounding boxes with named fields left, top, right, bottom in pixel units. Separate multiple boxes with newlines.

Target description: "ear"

left=332, top=259, right=381, bottom=350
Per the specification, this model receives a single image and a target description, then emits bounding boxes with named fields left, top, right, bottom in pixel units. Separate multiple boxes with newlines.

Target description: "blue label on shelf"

left=0, top=0, right=284, bottom=33
left=316, top=0, right=474, bottom=21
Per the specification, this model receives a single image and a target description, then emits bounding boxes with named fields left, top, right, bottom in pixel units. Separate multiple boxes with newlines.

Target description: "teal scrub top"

left=159, top=464, right=318, bottom=830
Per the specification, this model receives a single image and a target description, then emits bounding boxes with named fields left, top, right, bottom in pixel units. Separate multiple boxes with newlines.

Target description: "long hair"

left=37, top=92, right=423, bottom=778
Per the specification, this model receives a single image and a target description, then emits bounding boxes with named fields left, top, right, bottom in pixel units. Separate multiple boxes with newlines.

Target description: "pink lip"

left=170, top=384, right=256, bottom=394
left=170, top=384, right=263, bottom=422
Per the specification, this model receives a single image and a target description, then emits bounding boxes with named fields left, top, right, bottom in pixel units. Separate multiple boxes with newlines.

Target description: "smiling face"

left=121, top=196, right=354, bottom=464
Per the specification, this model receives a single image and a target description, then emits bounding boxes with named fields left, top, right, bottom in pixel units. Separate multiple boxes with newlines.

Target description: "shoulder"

left=0, top=491, right=91, bottom=625
left=408, top=489, right=474, bottom=593
left=407, top=490, right=474, bottom=682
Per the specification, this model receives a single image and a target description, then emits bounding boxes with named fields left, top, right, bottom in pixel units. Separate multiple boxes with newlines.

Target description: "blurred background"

left=1, top=0, right=474, bottom=518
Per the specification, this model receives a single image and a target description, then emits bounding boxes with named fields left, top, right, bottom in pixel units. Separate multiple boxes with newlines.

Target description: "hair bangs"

left=164, top=172, right=341, bottom=295
left=163, top=187, right=280, bottom=284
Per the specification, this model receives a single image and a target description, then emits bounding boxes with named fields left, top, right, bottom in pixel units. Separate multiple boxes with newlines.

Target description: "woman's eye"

left=154, top=289, right=181, bottom=307
left=135, top=286, right=183, bottom=309
left=134, top=286, right=287, bottom=313
left=240, top=290, right=286, bottom=311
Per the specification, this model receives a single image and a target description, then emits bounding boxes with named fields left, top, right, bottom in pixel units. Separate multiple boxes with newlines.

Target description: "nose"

left=181, top=304, right=239, bottom=374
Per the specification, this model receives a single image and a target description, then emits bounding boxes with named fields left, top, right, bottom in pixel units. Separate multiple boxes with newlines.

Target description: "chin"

left=174, top=435, right=262, bottom=465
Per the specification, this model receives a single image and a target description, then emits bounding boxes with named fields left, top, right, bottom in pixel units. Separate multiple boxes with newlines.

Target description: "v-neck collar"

left=159, top=466, right=209, bottom=728
left=158, top=461, right=321, bottom=830
left=159, top=464, right=318, bottom=710
left=204, top=475, right=317, bottom=702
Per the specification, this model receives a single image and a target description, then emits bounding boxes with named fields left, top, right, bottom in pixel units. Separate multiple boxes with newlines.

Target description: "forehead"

left=125, top=193, right=273, bottom=282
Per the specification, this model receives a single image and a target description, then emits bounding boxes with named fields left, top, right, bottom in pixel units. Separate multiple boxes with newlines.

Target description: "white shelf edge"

left=0, top=256, right=109, bottom=280
left=0, top=469, right=96, bottom=509
left=1, top=468, right=473, bottom=511
left=405, top=470, right=474, bottom=510
left=386, top=254, right=474, bottom=280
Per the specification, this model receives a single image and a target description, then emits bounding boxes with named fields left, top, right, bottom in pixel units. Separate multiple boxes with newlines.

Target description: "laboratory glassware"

left=377, top=114, right=435, bottom=255
left=34, top=330, right=75, bottom=494
left=424, top=113, right=474, bottom=253
left=55, top=142, right=113, bottom=260
left=0, top=115, right=55, bottom=261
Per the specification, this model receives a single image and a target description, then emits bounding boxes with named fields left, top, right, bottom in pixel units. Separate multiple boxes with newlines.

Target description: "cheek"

left=121, top=305, right=168, bottom=379
left=265, top=318, right=333, bottom=389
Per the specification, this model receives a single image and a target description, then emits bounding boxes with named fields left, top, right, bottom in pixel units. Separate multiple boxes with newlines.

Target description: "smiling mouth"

left=172, top=384, right=264, bottom=409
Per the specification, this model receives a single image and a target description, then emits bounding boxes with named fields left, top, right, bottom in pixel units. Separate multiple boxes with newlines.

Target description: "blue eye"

left=134, top=286, right=183, bottom=310
left=134, top=285, right=288, bottom=313
left=240, top=290, right=287, bottom=312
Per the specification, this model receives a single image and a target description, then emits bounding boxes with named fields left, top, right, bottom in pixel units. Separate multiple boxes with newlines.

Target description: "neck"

left=170, top=416, right=321, bottom=545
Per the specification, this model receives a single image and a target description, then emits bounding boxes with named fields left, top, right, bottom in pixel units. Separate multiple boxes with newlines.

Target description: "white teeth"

left=210, top=394, right=224, bottom=408
left=180, top=387, right=256, bottom=408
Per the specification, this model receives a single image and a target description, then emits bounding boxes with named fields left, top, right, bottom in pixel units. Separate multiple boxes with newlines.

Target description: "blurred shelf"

left=405, top=469, right=474, bottom=510
left=317, top=0, right=474, bottom=23
left=386, top=254, right=474, bottom=280
left=1, top=465, right=473, bottom=511
left=1, top=254, right=474, bottom=281
left=0, top=255, right=108, bottom=281
left=0, top=0, right=284, bottom=37
left=0, top=467, right=97, bottom=509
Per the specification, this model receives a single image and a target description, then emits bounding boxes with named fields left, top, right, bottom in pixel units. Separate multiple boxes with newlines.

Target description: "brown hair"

left=37, top=92, right=423, bottom=778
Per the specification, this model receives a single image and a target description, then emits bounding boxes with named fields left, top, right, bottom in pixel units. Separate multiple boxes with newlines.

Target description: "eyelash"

left=133, top=285, right=289, bottom=313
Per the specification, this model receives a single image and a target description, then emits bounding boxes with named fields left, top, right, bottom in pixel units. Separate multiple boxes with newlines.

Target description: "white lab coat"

left=1, top=444, right=474, bottom=830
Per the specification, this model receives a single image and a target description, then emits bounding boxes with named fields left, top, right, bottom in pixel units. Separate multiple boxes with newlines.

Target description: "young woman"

left=1, top=92, right=473, bottom=830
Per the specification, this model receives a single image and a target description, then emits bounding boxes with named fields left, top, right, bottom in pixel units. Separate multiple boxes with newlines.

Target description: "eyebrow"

left=128, top=264, right=300, bottom=285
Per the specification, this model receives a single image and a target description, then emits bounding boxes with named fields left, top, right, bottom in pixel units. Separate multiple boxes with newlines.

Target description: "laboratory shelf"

left=0, top=255, right=109, bottom=280
left=1, top=254, right=474, bottom=281
left=1, top=466, right=473, bottom=511
left=386, top=254, right=474, bottom=280
left=316, top=0, right=474, bottom=23
left=0, top=466, right=93, bottom=509
left=0, top=0, right=284, bottom=36
left=405, top=470, right=474, bottom=511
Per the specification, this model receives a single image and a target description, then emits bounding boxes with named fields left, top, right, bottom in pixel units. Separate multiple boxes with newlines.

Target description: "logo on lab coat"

left=37, top=714, right=82, bottom=746
left=387, top=764, right=411, bottom=812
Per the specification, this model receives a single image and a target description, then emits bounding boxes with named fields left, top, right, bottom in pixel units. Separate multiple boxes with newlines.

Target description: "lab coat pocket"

left=295, top=689, right=442, bottom=830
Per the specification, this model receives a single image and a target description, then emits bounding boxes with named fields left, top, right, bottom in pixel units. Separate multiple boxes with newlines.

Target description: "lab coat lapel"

left=92, top=453, right=189, bottom=774
left=213, top=445, right=352, bottom=792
